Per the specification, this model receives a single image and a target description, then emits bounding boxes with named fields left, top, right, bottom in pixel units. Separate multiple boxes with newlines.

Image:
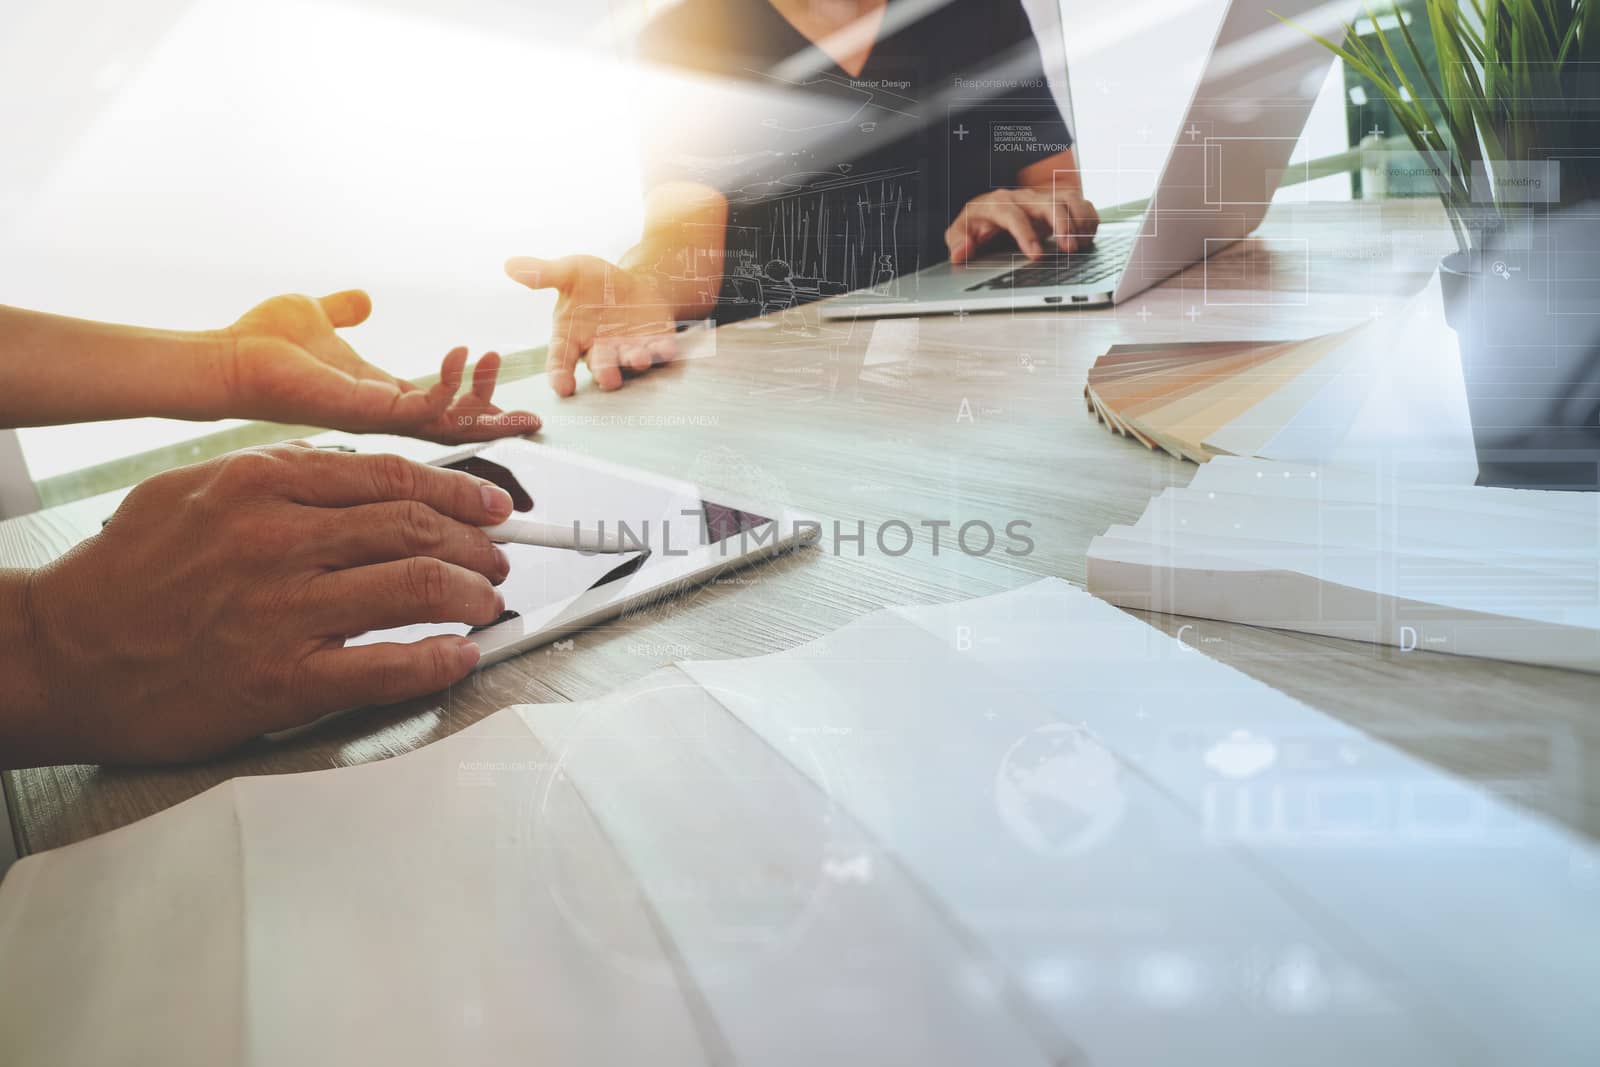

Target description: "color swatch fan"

left=1085, top=275, right=1480, bottom=480
left=1083, top=322, right=1377, bottom=464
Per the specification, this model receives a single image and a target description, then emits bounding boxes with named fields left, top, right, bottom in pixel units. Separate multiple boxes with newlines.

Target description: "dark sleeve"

left=982, top=2, right=1074, bottom=180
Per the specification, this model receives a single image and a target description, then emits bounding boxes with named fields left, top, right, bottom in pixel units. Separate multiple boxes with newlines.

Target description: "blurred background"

left=1, top=0, right=1362, bottom=493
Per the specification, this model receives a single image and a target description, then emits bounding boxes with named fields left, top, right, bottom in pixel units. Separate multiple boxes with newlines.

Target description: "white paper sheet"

left=511, top=676, right=1064, bottom=1066
left=0, top=710, right=716, bottom=1066
left=3, top=580, right=1596, bottom=1065
left=688, top=581, right=1600, bottom=1063
left=861, top=582, right=1600, bottom=1063
left=1189, top=457, right=1600, bottom=519
left=0, top=784, right=245, bottom=1065
left=1088, top=458, right=1600, bottom=670
left=684, top=584, right=1457, bottom=1064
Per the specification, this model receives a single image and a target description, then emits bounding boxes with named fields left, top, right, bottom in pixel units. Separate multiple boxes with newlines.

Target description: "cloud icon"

left=1204, top=730, right=1278, bottom=779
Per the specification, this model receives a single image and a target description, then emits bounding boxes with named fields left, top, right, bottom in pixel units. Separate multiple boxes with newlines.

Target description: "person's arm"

left=0, top=293, right=538, bottom=441
left=505, top=180, right=729, bottom=397
left=0, top=306, right=231, bottom=426
left=619, top=181, right=731, bottom=322
left=945, top=146, right=1100, bottom=264
left=0, top=569, right=52, bottom=755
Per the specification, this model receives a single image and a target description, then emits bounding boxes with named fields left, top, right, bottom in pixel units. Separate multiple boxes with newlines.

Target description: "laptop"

left=821, top=0, right=1350, bottom=320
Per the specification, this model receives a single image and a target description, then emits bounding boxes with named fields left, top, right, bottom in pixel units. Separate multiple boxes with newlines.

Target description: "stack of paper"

left=1085, top=276, right=1477, bottom=480
left=2, top=580, right=1597, bottom=1064
left=1088, top=457, right=1600, bottom=672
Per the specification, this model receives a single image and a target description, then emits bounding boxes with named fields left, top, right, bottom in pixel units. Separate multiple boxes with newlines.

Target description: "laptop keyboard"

left=965, top=228, right=1135, bottom=292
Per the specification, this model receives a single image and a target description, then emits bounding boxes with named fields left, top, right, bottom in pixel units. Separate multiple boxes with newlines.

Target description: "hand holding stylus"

left=3, top=445, right=515, bottom=766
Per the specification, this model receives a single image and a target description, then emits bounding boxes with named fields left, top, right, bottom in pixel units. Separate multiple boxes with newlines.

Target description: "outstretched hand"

left=224, top=290, right=540, bottom=442
left=505, top=256, right=680, bottom=397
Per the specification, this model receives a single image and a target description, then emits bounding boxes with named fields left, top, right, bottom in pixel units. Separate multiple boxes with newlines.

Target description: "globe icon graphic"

left=995, top=724, right=1126, bottom=856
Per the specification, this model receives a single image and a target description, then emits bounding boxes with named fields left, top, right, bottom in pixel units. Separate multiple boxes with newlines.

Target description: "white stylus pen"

left=479, top=518, right=641, bottom=555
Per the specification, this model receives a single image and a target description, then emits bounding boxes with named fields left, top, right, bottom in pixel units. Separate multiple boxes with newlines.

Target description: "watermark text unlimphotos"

left=571, top=511, right=1035, bottom=559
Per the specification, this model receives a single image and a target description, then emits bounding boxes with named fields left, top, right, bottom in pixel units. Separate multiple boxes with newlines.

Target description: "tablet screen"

left=346, top=440, right=779, bottom=655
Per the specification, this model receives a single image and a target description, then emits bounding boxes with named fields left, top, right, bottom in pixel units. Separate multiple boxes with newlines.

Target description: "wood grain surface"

left=5, top=200, right=1597, bottom=856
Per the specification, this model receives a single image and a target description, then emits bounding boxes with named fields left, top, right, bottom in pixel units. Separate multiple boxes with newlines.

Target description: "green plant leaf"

left=1284, top=0, right=1600, bottom=242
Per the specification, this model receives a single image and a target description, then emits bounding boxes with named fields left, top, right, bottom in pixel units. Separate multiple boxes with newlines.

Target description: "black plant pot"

left=1437, top=217, right=1600, bottom=490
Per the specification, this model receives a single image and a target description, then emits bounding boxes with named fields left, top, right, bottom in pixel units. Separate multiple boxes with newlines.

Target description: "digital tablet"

left=345, top=438, right=817, bottom=670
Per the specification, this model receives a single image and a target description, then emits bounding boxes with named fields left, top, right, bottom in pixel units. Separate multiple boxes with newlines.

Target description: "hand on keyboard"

left=945, top=187, right=1100, bottom=264
left=964, top=229, right=1135, bottom=292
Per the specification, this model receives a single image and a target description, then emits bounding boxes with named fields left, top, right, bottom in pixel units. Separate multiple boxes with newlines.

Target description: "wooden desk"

left=5, top=200, right=1598, bottom=858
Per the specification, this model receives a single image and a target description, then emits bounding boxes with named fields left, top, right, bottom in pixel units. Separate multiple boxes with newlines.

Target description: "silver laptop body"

left=821, top=0, right=1349, bottom=320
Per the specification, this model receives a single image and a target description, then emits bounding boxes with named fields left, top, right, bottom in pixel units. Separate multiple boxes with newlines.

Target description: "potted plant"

left=1298, top=0, right=1600, bottom=488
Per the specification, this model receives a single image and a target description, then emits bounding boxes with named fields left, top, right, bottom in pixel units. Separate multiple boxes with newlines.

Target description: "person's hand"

left=505, top=256, right=680, bottom=397
left=223, top=290, right=541, bottom=442
left=945, top=188, right=1100, bottom=264
left=22, top=444, right=516, bottom=764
